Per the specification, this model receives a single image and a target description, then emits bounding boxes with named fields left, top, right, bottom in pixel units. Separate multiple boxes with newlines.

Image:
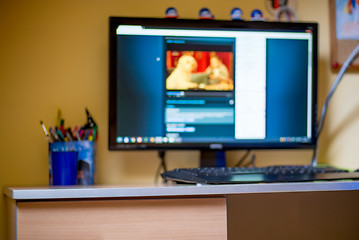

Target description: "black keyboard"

left=161, top=165, right=359, bottom=184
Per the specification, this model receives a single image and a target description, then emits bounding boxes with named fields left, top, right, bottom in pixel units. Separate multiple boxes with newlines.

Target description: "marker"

left=79, top=127, right=84, bottom=140
left=92, top=126, right=98, bottom=142
left=40, top=121, right=52, bottom=143
left=88, top=130, right=93, bottom=141
left=60, top=119, right=66, bottom=136
left=83, top=129, right=91, bottom=141
left=55, top=127, right=65, bottom=141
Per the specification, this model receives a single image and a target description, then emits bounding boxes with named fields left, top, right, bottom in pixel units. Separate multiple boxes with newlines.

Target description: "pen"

left=71, top=126, right=79, bottom=141
left=56, top=107, right=62, bottom=128
left=40, top=121, right=52, bottom=143
left=67, top=128, right=74, bottom=139
left=41, top=110, right=99, bottom=142
left=73, top=126, right=79, bottom=133
left=73, top=128, right=81, bottom=141
left=49, top=127, right=60, bottom=142
left=66, top=131, right=73, bottom=141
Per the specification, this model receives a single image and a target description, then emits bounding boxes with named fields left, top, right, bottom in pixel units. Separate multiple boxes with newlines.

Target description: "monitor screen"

left=109, top=17, right=318, bottom=151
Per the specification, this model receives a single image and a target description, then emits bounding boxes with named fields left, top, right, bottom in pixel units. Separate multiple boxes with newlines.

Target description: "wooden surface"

left=16, top=197, right=227, bottom=240
left=5, top=198, right=16, bottom=240
left=6, top=183, right=359, bottom=239
left=227, top=191, right=359, bottom=240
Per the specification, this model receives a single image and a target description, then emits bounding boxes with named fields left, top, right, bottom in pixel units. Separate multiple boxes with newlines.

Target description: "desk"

left=4, top=181, right=359, bottom=240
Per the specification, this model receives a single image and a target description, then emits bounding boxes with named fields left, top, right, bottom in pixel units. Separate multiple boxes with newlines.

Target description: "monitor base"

left=200, top=150, right=226, bottom=167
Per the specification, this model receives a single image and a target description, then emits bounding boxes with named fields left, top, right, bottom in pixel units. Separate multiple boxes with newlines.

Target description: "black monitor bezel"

left=108, top=16, right=318, bottom=151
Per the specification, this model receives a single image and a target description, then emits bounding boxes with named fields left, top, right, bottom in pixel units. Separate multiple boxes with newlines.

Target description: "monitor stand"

left=200, top=150, right=226, bottom=167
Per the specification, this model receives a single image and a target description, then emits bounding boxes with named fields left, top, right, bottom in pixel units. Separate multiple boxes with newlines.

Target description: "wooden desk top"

left=4, top=181, right=359, bottom=200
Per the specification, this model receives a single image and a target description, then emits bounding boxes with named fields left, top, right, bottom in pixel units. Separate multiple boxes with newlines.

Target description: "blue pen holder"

left=51, top=151, right=78, bottom=185
left=49, top=141, right=96, bottom=185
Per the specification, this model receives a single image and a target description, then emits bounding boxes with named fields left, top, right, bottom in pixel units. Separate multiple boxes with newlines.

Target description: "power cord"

left=155, top=150, right=167, bottom=184
left=312, top=44, right=359, bottom=166
left=242, top=154, right=257, bottom=167
left=234, top=150, right=257, bottom=168
left=234, top=150, right=251, bottom=167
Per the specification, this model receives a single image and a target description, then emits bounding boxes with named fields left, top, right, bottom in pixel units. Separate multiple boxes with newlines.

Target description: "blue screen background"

left=117, top=36, right=164, bottom=136
left=266, top=39, right=309, bottom=138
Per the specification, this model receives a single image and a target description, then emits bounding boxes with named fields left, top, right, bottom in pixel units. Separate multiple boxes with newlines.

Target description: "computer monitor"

left=108, top=17, right=318, bottom=165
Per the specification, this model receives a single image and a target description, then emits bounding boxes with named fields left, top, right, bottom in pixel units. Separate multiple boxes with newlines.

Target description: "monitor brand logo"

left=209, top=143, right=223, bottom=149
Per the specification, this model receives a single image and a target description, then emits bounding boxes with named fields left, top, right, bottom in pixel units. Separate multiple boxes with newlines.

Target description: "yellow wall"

left=1, top=0, right=359, bottom=238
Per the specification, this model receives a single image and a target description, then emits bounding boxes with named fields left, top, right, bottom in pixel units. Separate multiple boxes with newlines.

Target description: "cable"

left=155, top=150, right=167, bottom=184
left=251, top=154, right=256, bottom=167
left=311, top=44, right=359, bottom=166
left=158, top=150, right=167, bottom=172
left=243, top=154, right=257, bottom=167
left=234, top=150, right=251, bottom=167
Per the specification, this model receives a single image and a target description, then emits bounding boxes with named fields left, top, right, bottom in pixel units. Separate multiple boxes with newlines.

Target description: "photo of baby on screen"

left=166, top=51, right=233, bottom=91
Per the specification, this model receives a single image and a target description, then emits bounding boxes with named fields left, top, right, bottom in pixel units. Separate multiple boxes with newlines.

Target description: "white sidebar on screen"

left=234, top=33, right=267, bottom=140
